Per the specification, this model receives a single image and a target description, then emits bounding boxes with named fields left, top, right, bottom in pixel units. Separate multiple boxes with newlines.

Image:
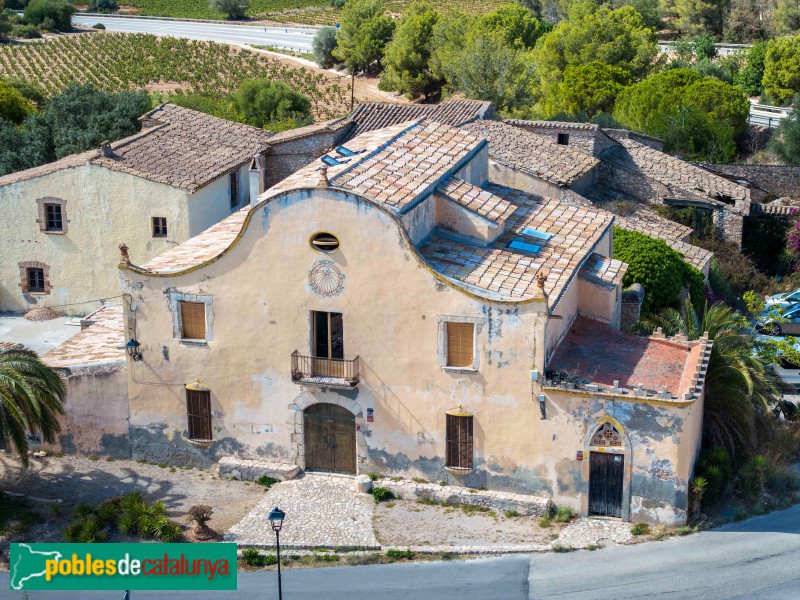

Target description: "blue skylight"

left=520, top=226, right=552, bottom=241
left=508, top=239, right=542, bottom=254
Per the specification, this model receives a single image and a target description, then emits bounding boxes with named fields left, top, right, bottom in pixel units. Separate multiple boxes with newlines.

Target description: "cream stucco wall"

left=119, top=185, right=703, bottom=524
left=0, top=163, right=250, bottom=316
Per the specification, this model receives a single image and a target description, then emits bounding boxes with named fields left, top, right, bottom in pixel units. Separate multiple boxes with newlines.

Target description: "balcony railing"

left=291, top=351, right=360, bottom=387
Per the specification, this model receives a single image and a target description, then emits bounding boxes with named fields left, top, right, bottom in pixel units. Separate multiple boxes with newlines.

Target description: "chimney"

left=249, top=153, right=267, bottom=205
left=100, top=141, right=115, bottom=159
left=316, top=165, right=329, bottom=187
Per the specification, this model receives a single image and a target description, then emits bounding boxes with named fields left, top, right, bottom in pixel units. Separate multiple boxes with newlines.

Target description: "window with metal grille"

left=45, top=204, right=63, bottom=231
left=445, top=413, right=473, bottom=470
left=446, top=322, right=474, bottom=368
left=557, top=133, right=570, bottom=145
left=591, top=423, right=623, bottom=447
left=186, top=389, right=212, bottom=442
left=229, top=171, right=239, bottom=209
left=27, top=268, right=45, bottom=293
left=180, top=301, right=206, bottom=340
left=152, top=217, right=167, bottom=237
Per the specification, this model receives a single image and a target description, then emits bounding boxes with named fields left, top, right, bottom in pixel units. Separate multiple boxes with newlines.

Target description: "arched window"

left=590, top=422, right=623, bottom=448
left=445, top=406, right=473, bottom=470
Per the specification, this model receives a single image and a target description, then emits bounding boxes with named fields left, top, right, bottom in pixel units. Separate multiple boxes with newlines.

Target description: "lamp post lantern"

left=268, top=506, right=286, bottom=600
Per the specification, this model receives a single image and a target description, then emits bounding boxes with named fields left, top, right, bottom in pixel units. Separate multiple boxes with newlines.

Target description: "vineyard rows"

left=0, top=33, right=351, bottom=119
left=259, top=0, right=506, bottom=25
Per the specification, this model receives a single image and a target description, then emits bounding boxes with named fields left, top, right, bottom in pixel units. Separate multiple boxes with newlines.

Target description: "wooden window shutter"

left=446, top=322, right=474, bottom=367
left=186, top=389, right=212, bottom=441
left=445, top=414, right=473, bottom=470
left=180, top=301, right=206, bottom=340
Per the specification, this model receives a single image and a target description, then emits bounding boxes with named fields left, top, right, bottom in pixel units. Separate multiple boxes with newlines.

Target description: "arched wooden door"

left=588, top=423, right=625, bottom=518
left=304, top=403, right=356, bottom=474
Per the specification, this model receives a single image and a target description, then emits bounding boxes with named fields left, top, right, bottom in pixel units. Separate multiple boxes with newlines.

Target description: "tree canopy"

left=540, top=61, right=632, bottom=118
left=333, top=0, right=395, bottom=74
left=209, top=0, right=249, bottom=20
left=232, top=79, right=311, bottom=130
left=379, top=2, right=442, bottom=99
left=769, top=95, right=800, bottom=164
left=23, top=0, right=74, bottom=31
left=613, top=68, right=749, bottom=161
left=0, top=81, right=35, bottom=125
left=312, top=26, right=338, bottom=68
left=763, top=34, right=800, bottom=105
left=0, top=84, right=150, bottom=176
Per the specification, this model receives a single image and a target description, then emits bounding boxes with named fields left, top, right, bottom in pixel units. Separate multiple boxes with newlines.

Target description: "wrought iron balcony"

left=291, top=351, right=360, bottom=388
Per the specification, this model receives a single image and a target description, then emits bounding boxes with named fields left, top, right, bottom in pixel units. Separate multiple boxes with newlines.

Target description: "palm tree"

left=0, top=347, right=66, bottom=466
left=640, top=298, right=781, bottom=461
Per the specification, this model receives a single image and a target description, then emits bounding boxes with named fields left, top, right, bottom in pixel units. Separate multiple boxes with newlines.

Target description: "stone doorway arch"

left=288, top=391, right=368, bottom=473
left=581, top=417, right=632, bottom=521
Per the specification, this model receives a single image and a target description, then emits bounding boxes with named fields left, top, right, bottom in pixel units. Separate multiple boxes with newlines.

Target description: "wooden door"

left=589, top=452, right=624, bottom=518
left=304, top=403, right=356, bottom=474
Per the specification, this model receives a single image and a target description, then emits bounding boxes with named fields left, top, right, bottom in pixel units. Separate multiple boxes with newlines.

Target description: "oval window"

left=310, top=232, right=340, bottom=253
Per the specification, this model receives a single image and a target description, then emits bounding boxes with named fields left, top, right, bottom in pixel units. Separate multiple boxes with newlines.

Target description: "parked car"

left=765, top=289, right=800, bottom=309
left=757, top=304, right=800, bottom=336
left=754, top=335, right=800, bottom=395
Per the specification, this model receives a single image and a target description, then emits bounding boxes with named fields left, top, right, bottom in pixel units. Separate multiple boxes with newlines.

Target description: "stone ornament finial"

left=316, top=165, right=329, bottom=186
left=119, top=243, right=131, bottom=265
left=535, top=270, right=548, bottom=290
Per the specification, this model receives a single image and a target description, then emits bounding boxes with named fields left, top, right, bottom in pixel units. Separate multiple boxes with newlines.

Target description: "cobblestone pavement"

left=225, top=473, right=379, bottom=549
left=553, top=517, right=634, bottom=549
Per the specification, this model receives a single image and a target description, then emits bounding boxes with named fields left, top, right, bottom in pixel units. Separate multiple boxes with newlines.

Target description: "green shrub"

left=371, top=487, right=395, bottom=504
left=386, top=548, right=413, bottom=559
left=312, top=26, right=337, bottom=68
left=630, top=523, right=651, bottom=536
left=13, top=24, right=41, bottom=38
left=209, top=0, right=249, bottom=19
left=367, top=473, right=381, bottom=481
left=92, top=22, right=105, bottom=29
left=232, top=79, right=311, bottom=131
left=741, top=455, right=770, bottom=500
left=552, top=543, right=573, bottom=553
left=613, top=227, right=705, bottom=314
left=256, top=475, right=279, bottom=490
left=538, top=516, right=552, bottom=528
left=554, top=506, right=572, bottom=523
left=241, top=548, right=278, bottom=566
left=504, top=509, right=520, bottom=518
left=88, top=0, right=117, bottom=12
left=24, top=0, right=74, bottom=31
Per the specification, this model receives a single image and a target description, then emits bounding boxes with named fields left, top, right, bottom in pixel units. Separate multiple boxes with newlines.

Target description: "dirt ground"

left=374, top=499, right=568, bottom=546
left=0, top=452, right=265, bottom=561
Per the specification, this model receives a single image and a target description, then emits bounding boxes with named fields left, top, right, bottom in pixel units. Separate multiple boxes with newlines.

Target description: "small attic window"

left=335, top=145, right=365, bottom=157
left=508, top=239, right=542, bottom=254
left=520, top=226, right=552, bottom=241
left=310, top=232, right=340, bottom=253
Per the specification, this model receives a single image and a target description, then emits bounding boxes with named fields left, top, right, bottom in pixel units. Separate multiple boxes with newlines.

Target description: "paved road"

left=2, top=503, right=800, bottom=599
left=72, top=15, right=318, bottom=52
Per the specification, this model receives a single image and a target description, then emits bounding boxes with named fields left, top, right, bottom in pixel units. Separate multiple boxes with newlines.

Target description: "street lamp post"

left=268, top=506, right=286, bottom=600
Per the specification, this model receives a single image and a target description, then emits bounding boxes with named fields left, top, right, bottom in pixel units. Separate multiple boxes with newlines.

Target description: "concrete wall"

left=45, top=362, right=130, bottom=457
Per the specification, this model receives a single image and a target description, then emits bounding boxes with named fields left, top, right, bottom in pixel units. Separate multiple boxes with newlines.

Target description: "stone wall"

left=699, top=163, right=800, bottom=200
left=373, top=478, right=552, bottom=516
left=620, top=284, right=644, bottom=332
left=263, top=123, right=354, bottom=188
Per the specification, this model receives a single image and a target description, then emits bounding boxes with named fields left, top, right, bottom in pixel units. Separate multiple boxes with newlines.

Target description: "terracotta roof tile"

left=91, top=104, right=273, bottom=192
left=42, top=305, right=124, bottom=368
left=460, top=120, right=599, bottom=186
left=436, top=177, right=516, bottom=223
left=419, top=185, right=614, bottom=303
left=580, top=253, right=627, bottom=287
left=605, top=138, right=749, bottom=207
left=348, top=100, right=492, bottom=138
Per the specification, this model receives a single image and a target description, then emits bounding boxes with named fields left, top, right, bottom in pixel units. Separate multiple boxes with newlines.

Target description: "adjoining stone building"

left=117, top=120, right=710, bottom=525
left=0, top=104, right=354, bottom=316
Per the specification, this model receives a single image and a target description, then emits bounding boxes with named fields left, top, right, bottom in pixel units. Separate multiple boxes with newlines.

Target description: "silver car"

left=761, top=304, right=800, bottom=336
left=766, top=289, right=800, bottom=310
